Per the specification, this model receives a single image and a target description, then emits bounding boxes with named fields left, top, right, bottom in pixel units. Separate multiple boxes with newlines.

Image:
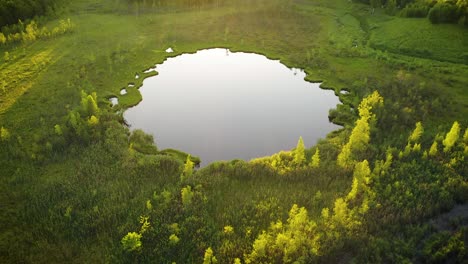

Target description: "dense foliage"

left=0, top=0, right=467, bottom=263
left=357, top=0, right=468, bottom=26
left=0, top=0, right=65, bottom=28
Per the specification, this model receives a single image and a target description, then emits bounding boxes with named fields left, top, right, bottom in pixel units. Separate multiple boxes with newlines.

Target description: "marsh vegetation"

left=0, top=0, right=467, bottom=263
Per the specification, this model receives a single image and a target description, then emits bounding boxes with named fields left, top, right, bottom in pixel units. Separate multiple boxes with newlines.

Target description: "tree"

left=293, top=136, right=306, bottom=167
left=146, top=199, right=152, bottom=210
left=370, top=0, right=381, bottom=9
left=251, top=151, right=295, bottom=174
left=0, top=0, right=65, bottom=28
left=87, top=115, right=99, bottom=127
left=246, top=232, right=269, bottom=262
left=121, top=232, right=142, bottom=252
left=370, top=0, right=382, bottom=14
left=281, top=204, right=319, bottom=259
left=246, top=204, right=320, bottom=263
left=337, top=91, right=383, bottom=168
left=139, top=215, right=150, bottom=234
left=0, top=32, right=6, bottom=44
left=463, top=128, right=468, bottom=154
left=337, top=118, right=370, bottom=167
left=337, top=144, right=352, bottom=168
left=128, top=129, right=158, bottom=154
left=223, top=225, right=234, bottom=235
left=458, top=0, right=468, bottom=23
left=458, top=0, right=468, bottom=10
left=346, top=160, right=371, bottom=201
left=386, top=0, right=397, bottom=15
left=358, top=91, right=384, bottom=121
left=331, top=198, right=361, bottom=233
left=54, top=124, right=63, bottom=136
left=429, top=141, right=438, bottom=156
left=203, top=247, right=218, bottom=264
left=80, top=91, right=99, bottom=116
left=310, top=148, right=320, bottom=168
left=349, top=118, right=371, bottom=151
left=409, top=122, right=424, bottom=143
left=67, top=110, right=89, bottom=140
left=169, top=234, right=180, bottom=245
left=413, top=143, right=421, bottom=152
left=428, top=2, right=460, bottom=24
left=332, top=198, right=350, bottom=228
left=23, top=21, right=38, bottom=42
left=0, top=126, right=10, bottom=141
left=181, top=155, right=194, bottom=182
left=181, top=185, right=193, bottom=208
left=442, top=121, right=460, bottom=152
left=347, top=177, right=359, bottom=202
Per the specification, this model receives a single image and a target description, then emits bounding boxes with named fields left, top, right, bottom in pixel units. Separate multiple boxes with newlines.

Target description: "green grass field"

left=0, top=0, right=467, bottom=262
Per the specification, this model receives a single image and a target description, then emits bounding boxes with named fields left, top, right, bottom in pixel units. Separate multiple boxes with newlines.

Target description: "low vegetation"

left=0, top=0, right=466, bottom=262
left=358, top=0, right=468, bottom=25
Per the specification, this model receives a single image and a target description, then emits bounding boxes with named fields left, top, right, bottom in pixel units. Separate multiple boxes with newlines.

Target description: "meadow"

left=0, top=0, right=467, bottom=262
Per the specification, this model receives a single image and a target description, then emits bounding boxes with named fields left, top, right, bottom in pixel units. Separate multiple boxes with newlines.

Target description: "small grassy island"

left=0, top=0, right=467, bottom=263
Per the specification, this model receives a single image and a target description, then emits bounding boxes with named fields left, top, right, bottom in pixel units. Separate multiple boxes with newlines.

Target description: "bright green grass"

left=1, top=0, right=466, bottom=137
left=368, top=16, right=468, bottom=64
left=0, top=0, right=467, bottom=262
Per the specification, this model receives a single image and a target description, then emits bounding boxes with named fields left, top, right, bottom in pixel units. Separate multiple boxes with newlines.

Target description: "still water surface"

left=124, top=49, right=340, bottom=165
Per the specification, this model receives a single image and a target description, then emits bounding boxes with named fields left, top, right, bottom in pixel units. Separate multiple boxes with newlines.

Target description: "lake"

left=124, top=48, right=340, bottom=165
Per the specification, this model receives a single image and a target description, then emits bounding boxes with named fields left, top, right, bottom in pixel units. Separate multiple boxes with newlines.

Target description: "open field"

left=0, top=0, right=467, bottom=262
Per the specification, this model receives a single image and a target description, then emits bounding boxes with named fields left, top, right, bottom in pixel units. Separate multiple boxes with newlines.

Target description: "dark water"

left=124, top=49, right=340, bottom=165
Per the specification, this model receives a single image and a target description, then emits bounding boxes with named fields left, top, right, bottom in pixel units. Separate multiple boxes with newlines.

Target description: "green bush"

left=0, top=0, right=65, bottom=28
left=121, top=232, right=142, bottom=252
left=400, top=4, right=430, bottom=18
left=428, top=2, right=460, bottom=24
left=422, top=230, right=467, bottom=263
left=129, top=129, right=158, bottom=154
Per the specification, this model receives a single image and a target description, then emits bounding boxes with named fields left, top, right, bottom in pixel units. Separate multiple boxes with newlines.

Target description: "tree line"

left=0, top=19, right=73, bottom=46
left=356, top=0, right=468, bottom=26
left=0, top=0, right=65, bottom=28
